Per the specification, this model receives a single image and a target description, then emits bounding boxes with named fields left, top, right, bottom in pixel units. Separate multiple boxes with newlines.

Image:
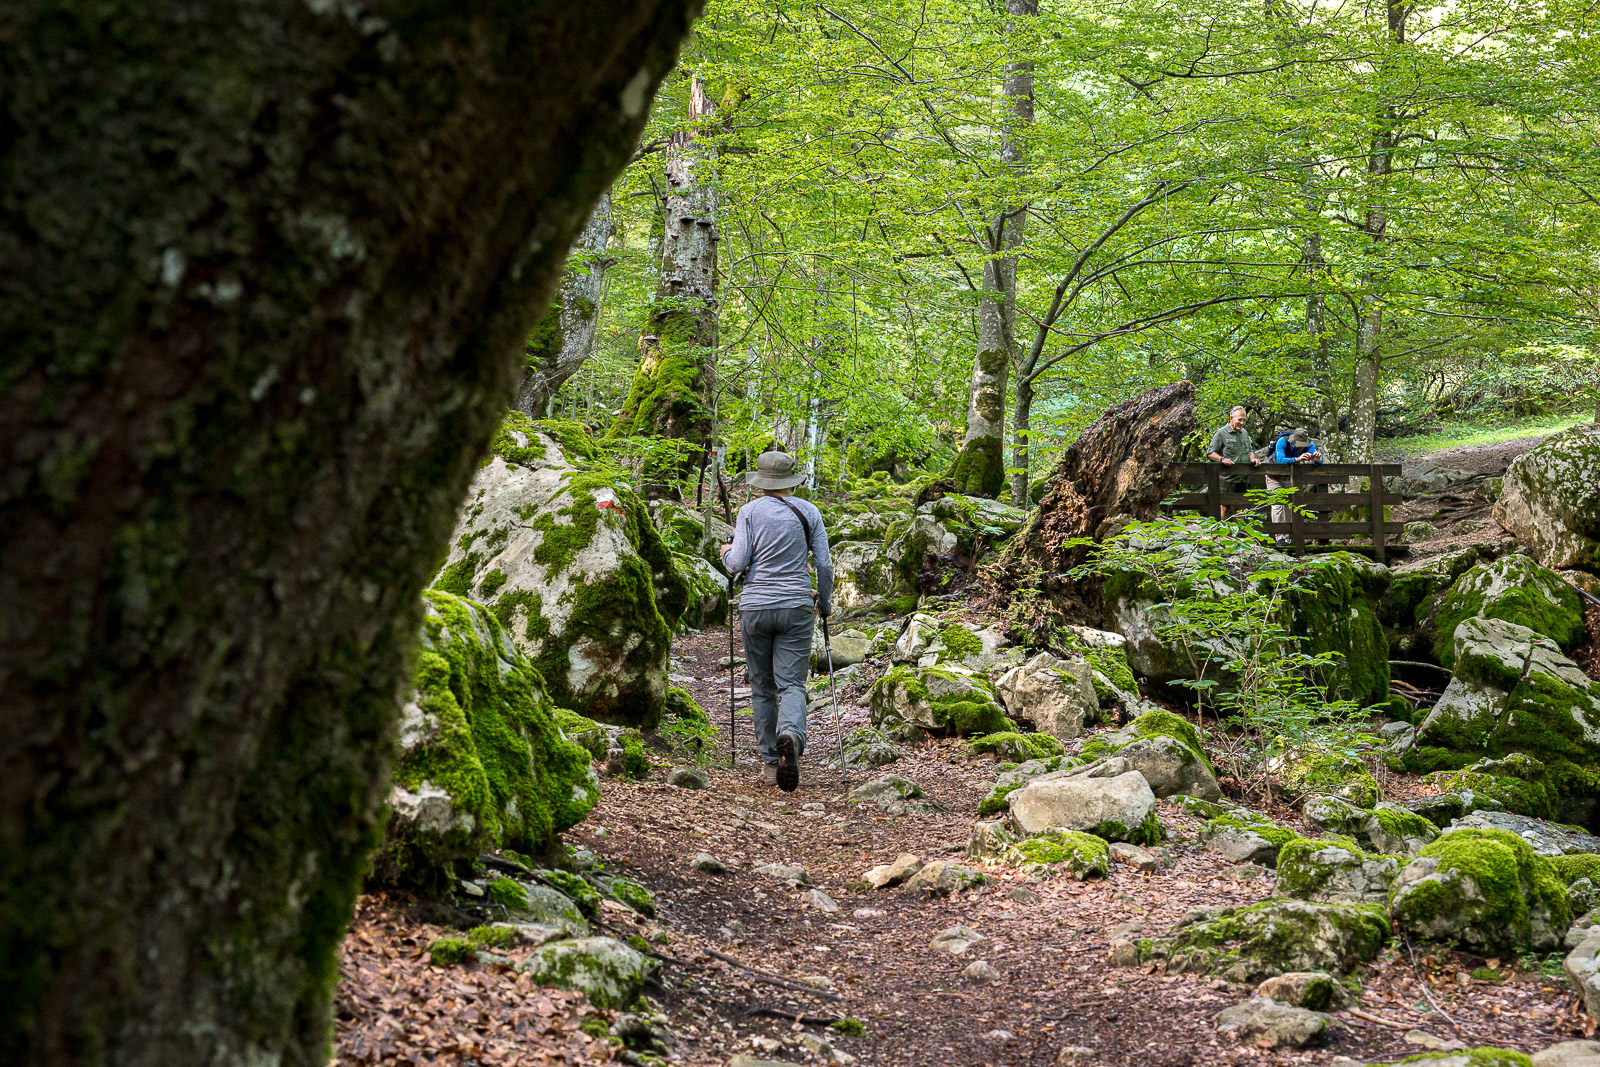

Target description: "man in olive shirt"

left=1206, top=405, right=1259, bottom=518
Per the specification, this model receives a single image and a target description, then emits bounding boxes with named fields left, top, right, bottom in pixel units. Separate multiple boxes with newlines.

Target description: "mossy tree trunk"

left=610, top=74, right=719, bottom=479
left=515, top=188, right=614, bottom=416
left=950, top=0, right=1035, bottom=500
left=0, top=3, right=698, bottom=1065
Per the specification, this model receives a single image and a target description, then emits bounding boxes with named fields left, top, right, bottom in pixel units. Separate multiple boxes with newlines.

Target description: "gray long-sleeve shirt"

left=722, top=494, right=833, bottom=614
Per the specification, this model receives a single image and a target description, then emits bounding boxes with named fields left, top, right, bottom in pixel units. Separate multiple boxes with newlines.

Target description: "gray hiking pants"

left=740, top=604, right=813, bottom=764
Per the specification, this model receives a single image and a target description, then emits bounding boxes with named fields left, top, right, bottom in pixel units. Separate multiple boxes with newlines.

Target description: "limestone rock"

left=1008, top=830, right=1111, bottom=881
left=902, top=860, right=989, bottom=896
left=995, top=653, right=1100, bottom=742
left=1451, top=810, right=1600, bottom=857
left=431, top=418, right=689, bottom=725
left=667, top=766, right=709, bottom=790
left=1199, top=811, right=1298, bottom=867
left=1389, top=827, right=1570, bottom=952
left=831, top=542, right=897, bottom=614
left=968, top=820, right=1018, bottom=862
left=1256, top=971, right=1345, bottom=1011
left=929, top=925, right=985, bottom=955
left=1534, top=1041, right=1600, bottom=1067
left=976, top=756, right=1076, bottom=817
left=1303, top=795, right=1438, bottom=855
left=814, top=626, right=875, bottom=670
left=833, top=726, right=906, bottom=770
left=1570, top=927, right=1600, bottom=1022
left=845, top=772, right=947, bottom=815
left=1275, top=838, right=1400, bottom=904
left=752, top=862, right=810, bottom=885
left=862, top=854, right=924, bottom=889
left=1155, top=899, right=1389, bottom=981
left=1414, top=617, right=1600, bottom=770
left=1110, top=842, right=1161, bottom=872
left=963, top=960, right=1001, bottom=983
left=1007, top=770, right=1162, bottom=844
left=1080, top=710, right=1221, bottom=801
left=802, top=888, right=839, bottom=914
left=1215, top=997, right=1329, bottom=1049
left=690, top=852, right=727, bottom=875
left=868, top=664, right=1009, bottom=737
left=516, top=936, right=656, bottom=1009
left=1430, top=554, right=1585, bottom=666
left=379, top=591, right=600, bottom=882
left=1267, top=746, right=1379, bottom=808
left=1495, top=423, right=1600, bottom=572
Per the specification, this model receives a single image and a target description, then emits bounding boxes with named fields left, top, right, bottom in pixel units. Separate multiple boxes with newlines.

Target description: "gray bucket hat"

left=1289, top=427, right=1311, bottom=447
left=748, top=450, right=806, bottom=490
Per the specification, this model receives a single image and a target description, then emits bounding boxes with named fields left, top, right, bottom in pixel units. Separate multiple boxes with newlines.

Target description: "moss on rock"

left=1011, top=831, right=1111, bottom=879
left=1388, top=828, right=1570, bottom=953
left=1432, top=555, right=1586, bottom=667
left=969, top=731, right=1066, bottom=762
left=379, top=592, right=600, bottom=885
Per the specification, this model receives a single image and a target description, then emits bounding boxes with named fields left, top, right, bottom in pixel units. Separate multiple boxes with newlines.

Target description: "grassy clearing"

left=1378, top=415, right=1584, bottom=459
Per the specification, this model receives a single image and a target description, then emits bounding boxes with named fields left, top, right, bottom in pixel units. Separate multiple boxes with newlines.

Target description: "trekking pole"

left=821, top=616, right=847, bottom=784
left=726, top=556, right=737, bottom=769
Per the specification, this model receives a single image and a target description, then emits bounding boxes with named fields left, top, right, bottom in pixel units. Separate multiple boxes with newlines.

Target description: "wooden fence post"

left=1368, top=463, right=1387, bottom=565
left=1289, top=462, right=1306, bottom=556
left=1207, top=462, right=1223, bottom=520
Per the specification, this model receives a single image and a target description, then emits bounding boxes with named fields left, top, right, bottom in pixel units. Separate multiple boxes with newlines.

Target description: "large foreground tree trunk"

left=515, top=188, right=615, bottom=416
left=0, top=4, right=698, bottom=1066
left=986, top=381, right=1197, bottom=634
left=610, top=74, right=719, bottom=475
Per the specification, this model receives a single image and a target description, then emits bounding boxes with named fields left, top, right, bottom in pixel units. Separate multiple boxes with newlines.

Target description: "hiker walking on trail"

left=1206, top=405, right=1260, bottom=519
left=1265, top=427, right=1322, bottom=533
left=720, top=451, right=833, bottom=792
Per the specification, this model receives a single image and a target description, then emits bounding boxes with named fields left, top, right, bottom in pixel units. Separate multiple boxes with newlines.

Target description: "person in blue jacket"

left=1266, top=427, right=1321, bottom=532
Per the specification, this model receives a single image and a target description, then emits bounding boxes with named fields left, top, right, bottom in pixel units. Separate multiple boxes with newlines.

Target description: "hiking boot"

left=777, top=733, right=800, bottom=792
left=761, top=763, right=779, bottom=786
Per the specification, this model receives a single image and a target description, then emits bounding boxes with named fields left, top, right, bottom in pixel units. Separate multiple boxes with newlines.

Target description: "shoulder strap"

left=770, top=496, right=815, bottom=559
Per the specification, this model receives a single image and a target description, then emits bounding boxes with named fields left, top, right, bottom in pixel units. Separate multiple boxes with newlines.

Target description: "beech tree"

left=0, top=3, right=699, bottom=1065
left=516, top=189, right=615, bottom=416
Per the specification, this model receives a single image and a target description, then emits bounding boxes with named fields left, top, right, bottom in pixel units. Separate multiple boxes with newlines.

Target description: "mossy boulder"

left=1372, top=1050, right=1533, bottom=1067
left=1430, top=555, right=1585, bottom=667
left=882, top=493, right=1026, bottom=593
left=1008, top=831, right=1111, bottom=881
left=832, top=541, right=898, bottom=614
left=1413, top=617, right=1600, bottom=781
left=1494, top=422, right=1600, bottom=573
left=1006, top=768, right=1164, bottom=844
left=1268, top=747, right=1380, bottom=808
left=515, top=936, right=657, bottom=1009
left=1303, top=795, right=1439, bottom=855
left=1056, top=625, right=1139, bottom=706
left=867, top=664, right=1010, bottom=737
left=834, top=726, right=907, bottom=770
left=969, top=730, right=1066, bottom=763
left=672, top=552, right=729, bottom=630
left=378, top=591, right=600, bottom=885
left=1382, top=545, right=1494, bottom=640
left=431, top=413, right=689, bottom=727
left=1199, top=811, right=1300, bottom=866
left=976, top=756, right=1074, bottom=816
left=1276, top=836, right=1401, bottom=903
left=1388, top=828, right=1570, bottom=952
left=892, top=614, right=1017, bottom=672
left=994, top=652, right=1100, bottom=742
left=1138, top=899, right=1390, bottom=981
left=1080, top=710, right=1222, bottom=801
left=1103, top=534, right=1389, bottom=707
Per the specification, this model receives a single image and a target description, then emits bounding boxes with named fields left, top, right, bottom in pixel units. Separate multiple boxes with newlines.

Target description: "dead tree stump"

left=987, top=380, right=1197, bottom=633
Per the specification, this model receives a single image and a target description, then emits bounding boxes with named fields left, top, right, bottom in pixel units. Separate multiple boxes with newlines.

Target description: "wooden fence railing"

left=1160, top=462, right=1406, bottom=563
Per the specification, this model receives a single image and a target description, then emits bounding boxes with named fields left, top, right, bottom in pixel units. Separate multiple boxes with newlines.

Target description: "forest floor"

left=329, top=428, right=1600, bottom=1067
left=332, top=620, right=1598, bottom=1067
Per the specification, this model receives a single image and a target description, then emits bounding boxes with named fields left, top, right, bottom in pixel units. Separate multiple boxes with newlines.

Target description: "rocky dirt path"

left=540, top=629, right=1585, bottom=1067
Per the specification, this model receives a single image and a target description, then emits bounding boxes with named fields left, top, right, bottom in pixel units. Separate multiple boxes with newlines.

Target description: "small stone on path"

left=983, top=1030, right=1015, bottom=1043
left=752, top=862, right=810, bottom=884
left=1534, top=1042, right=1600, bottom=1067
left=930, top=924, right=985, bottom=955
left=1008, top=886, right=1041, bottom=904
left=962, top=960, right=1001, bottom=983
left=1056, top=1048, right=1096, bottom=1066
left=668, top=766, right=709, bottom=789
left=691, top=853, right=727, bottom=875
left=862, top=853, right=923, bottom=888
left=1404, top=1030, right=1466, bottom=1052
left=1109, top=842, right=1160, bottom=872
left=852, top=907, right=885, bottom=919
left=803, top=888, right=839, bottom=913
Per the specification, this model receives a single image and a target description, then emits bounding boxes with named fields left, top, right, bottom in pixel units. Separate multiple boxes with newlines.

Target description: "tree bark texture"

left=0, top=3, right=698, bottom=1065
left=986, top=381, right=1197, bottom=633
left=515, top=188, right=614, bottom=416
left=611, top=75, right=718, bottom=464
left=951, top=0, right=1035, bottom=500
